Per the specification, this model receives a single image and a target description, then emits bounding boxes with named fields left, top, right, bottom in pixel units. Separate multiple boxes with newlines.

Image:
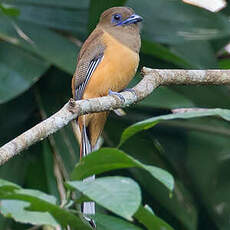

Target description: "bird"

left=71, top=6, right=142, bottom=228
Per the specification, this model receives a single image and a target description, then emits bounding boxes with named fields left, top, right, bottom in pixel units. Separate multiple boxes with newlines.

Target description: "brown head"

left=97, top=7, right=143, bottom=53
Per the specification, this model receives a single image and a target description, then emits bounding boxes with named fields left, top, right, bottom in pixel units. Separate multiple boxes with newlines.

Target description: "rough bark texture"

left=1, top=68, right=230, bottom=165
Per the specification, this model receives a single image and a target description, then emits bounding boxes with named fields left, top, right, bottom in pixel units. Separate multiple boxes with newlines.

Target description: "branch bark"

left=1, top=68, right=230, bottom=165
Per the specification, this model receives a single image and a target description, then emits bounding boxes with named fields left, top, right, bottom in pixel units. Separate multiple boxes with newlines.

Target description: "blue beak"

left=116, top=14, right=143, bottom=26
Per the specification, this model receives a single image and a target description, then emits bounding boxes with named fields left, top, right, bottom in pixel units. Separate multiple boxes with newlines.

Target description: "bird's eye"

left=112, top=14, right=122, bottom=22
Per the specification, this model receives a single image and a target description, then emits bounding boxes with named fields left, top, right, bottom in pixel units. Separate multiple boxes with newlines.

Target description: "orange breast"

left=83, top=31, right=139, bottom=99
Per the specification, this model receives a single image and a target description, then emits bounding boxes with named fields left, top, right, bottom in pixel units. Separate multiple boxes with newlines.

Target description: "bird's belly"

left=83, top=31, right=139, bottom=99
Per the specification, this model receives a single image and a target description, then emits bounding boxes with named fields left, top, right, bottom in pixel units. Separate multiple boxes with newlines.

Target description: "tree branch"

left=1, top=68, right=230, bottom=165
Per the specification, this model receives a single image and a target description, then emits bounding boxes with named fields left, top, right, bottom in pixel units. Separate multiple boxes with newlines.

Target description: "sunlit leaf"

left=0, top=179, right=90, bottom=230
left=120, top=108, right=230, bottom=145
left=1, top=200, right=59, bottom=227
left=67, top=176, right=141, bottom=220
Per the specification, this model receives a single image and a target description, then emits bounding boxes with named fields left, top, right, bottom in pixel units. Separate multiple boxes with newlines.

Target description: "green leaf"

left=96, top=213, right=142, bottom=230
left=0, top=14, right=79, bottom=74
left=0, top=3, right=20, bottom=16
left=0, top=179, right=20, bottom=190
left=134, top=205, right=174, bottom=230
left=88, top=0, right=127, bottom=32
left=0, top=179, right=90, bottom=230
left=67, top=176, right=141, bottom=220
left=120, top=108, right=230, bottom=146
left=71, top=148, right=174, bottom=191
left=0, top=42, right=49, bottom=104
left=14, top=3, right=88, bottom=37
left=1, top=200, right=59, bottom=227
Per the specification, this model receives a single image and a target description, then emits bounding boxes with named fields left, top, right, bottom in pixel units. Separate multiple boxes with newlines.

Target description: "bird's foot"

left=108, top=89, right=125, bottom=102
left=108, top=88, right=137, bottom=102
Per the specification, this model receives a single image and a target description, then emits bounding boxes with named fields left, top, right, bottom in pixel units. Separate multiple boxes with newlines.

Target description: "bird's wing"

left=75, top=53, right=103, bottom=100
left=72, top=28, right=105, bottom=100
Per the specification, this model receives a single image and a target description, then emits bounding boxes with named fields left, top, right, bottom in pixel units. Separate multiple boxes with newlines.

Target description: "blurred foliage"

left=1, top=0, right=230, bottom=229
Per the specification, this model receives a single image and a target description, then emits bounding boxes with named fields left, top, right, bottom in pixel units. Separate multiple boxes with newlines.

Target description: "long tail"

left=81, top=124, right=96, bottom=229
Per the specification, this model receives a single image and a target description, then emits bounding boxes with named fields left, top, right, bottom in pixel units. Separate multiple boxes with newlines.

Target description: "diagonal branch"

left=1, top=68, right=230, bottom=165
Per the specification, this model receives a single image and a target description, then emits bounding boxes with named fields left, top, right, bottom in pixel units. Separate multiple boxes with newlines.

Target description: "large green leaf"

left=0, top=13, right=79, bottom=74
left=67, top=176, right=141, bottom=220
left=135, top=205, right=174, bottom=230
left=0, top=179, right=90, bottom=230
left=71, top=148, right=174, bottom=191
left=1, top=200, right=59, bottom=227
left=120, top=108, right=230, bottom=146
left=0, top=42, right=49, bottom=104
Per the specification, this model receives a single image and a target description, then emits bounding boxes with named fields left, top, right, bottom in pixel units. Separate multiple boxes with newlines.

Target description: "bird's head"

left=98, top=7, right=143, bottom=31
left=98, top=7, right=142, bottom=53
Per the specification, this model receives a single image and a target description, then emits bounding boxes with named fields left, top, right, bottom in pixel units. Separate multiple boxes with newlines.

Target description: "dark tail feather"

left=81, top=125, right=96, bottom=229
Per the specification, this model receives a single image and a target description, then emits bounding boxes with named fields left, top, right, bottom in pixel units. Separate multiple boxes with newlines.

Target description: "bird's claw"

left=108, top=89, right=125, bottom=102
left=108, top=88, right=137, bottom=102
